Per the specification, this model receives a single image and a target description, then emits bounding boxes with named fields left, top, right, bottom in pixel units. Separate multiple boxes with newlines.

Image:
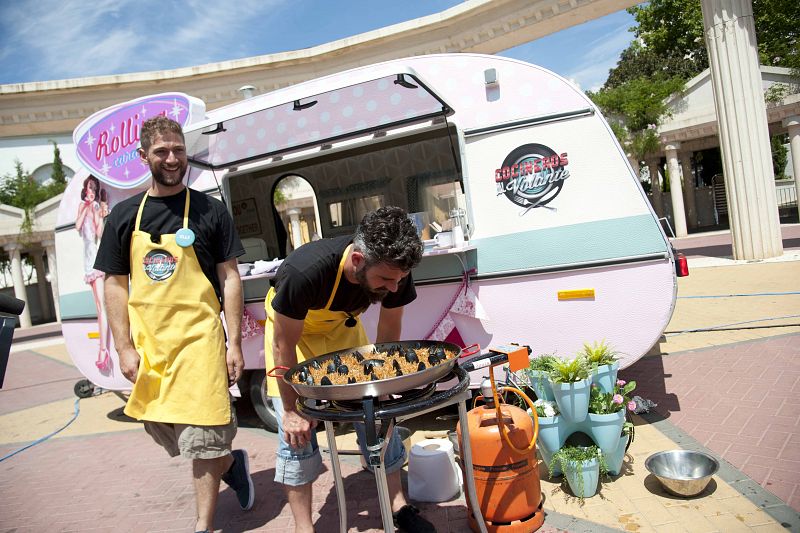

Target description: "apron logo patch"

left=143, top=249, right=178, bottom=281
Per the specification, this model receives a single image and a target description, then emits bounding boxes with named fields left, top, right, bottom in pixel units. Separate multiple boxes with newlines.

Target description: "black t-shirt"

left=271, top=235, right=416, bottom=320
left=94, top=188, right=244, bottom=300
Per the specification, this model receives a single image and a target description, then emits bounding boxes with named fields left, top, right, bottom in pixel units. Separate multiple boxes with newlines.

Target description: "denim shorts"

left=271, top=395, right=406, bottom=486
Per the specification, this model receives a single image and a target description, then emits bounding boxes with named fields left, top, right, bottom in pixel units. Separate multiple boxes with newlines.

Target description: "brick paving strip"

left=621, top=332, right=800, bottom=527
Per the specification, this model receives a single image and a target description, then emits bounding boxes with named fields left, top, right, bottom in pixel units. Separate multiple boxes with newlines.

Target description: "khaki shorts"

left=143, top=407, right=237, bottom=460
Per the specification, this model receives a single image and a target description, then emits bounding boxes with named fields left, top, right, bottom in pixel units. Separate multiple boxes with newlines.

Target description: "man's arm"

left=104, top=274, right=139, bottom=382
left=376, top=305, right=404, bottom=343
left=217, top=258, right=244, bottom=385
left=272, top=311, right=314, bottom=449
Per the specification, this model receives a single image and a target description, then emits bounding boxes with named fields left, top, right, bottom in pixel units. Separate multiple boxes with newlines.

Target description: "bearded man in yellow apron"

left=265, top=206, right=436, bottom=533
left=96, top=116, right=254, bottom=533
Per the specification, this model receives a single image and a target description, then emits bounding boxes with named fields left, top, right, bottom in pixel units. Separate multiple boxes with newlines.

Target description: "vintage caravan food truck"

left=56, top=54, right=679, bottom=431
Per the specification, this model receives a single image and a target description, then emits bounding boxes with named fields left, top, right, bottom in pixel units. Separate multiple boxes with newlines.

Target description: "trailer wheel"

left=248, top=369, right=279, bottom=433
left=74, top=379, right=95, bottom=399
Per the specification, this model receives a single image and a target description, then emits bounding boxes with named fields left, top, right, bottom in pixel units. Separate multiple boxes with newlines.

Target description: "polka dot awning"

left=186, top=72, right=452, bottom=170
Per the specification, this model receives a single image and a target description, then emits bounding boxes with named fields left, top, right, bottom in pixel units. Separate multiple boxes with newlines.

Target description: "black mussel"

left=332, top=354, right=342, bottom=366
left=305, top=374, right=315, bottom=385
left=417, top=361, right=426, bottom=372
left=347, top=376, right=357, bottom=384
left=337, top=364, right=349, bottom=375
left=404, top=350, right=419, bottom=364
left=326, top=362, right=337, bottom=374
left=371, top=373, right=379, bottom=381
left=428, top=354, right=441, bottom=366
left=352, top=350, right=364, bottom=362
left=395, top=369, right=404, bottom=377
left=320, top=376, right=332, bottom=386
left=392, top=358, right=401, bottom=371
left=297, top=369, right=308, bottom=382
left=310, top=359, right=321, bottom=369
left=363, top=359, right=384, bottom=375
left=414, top=341, right=422, bottom=349
left=433, top=345, right=447, bottom=358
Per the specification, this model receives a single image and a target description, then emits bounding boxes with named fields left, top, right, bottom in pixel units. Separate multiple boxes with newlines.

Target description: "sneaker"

left=393, top=504, right=437, bottom=533
left=221, top=449, right=255, bottom=511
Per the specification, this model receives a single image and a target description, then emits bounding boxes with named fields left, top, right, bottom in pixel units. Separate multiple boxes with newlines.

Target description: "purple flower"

left=616, top=379, right=626, bottom=387
left=627, top=400, right=636, bottom=411
left=613, top=394, right=624, bottom=404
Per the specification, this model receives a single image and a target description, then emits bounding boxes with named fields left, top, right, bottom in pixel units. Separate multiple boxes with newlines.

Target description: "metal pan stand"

left=297, top=365, right=488, bottom=533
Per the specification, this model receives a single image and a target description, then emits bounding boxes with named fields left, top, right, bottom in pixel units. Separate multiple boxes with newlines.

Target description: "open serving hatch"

left=184, top=67, right=454, bottom=171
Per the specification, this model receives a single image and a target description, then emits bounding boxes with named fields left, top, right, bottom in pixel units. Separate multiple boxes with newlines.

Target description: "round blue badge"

left=175, top=228, right=195, bottom=248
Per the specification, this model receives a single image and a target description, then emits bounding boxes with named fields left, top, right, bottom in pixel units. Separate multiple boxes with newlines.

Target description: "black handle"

left=459, top=351, right=508, bottom=373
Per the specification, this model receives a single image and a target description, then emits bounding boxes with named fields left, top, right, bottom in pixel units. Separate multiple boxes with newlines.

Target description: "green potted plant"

left=523, top=354, right=558, bottom=401
left=531, top=399, right=563, bottom=474
left=580, top=340, right=619, bottom=393
left=550, top=444, right=608, bottom=501
left=587, top=378, right=636, bottom=452
left=548, top=356, right=591, bottom=423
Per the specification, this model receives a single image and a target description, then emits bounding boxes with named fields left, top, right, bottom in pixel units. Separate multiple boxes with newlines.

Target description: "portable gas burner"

left=295, top=365, right=488, bottom=533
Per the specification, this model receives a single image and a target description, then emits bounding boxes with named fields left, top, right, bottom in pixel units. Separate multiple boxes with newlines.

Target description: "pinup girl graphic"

left=76, top=176, right=112, bottom=372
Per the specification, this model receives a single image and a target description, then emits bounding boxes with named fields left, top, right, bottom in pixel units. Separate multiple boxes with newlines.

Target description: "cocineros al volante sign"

left=495, top=143, right=570, bottom=213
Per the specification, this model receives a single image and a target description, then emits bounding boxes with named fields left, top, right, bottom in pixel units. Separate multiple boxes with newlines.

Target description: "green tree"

left=771, top=134, right=789, bottom=180
left=591, top=0, right=798, bottom=175
left=49, top=140, right=66, bottom=186
left=0, top=148, right=67, bottom=238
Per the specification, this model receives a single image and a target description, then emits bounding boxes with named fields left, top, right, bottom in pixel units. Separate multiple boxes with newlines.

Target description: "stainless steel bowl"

left=645, top=450, right=719, bottom=497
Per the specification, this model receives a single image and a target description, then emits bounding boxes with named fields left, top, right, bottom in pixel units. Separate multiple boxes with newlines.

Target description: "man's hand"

left=118, top=346, right=140, bottom=383
left=226, top=344, right=245, bottom=386
left=282, top=409, right=314, bottom=449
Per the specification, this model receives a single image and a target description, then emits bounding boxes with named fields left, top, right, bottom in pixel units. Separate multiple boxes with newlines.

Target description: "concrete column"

left=783, top=116, right=800, bottom=217
left=646, top=159, right=664, bottom=217
left=680, top=153, right=698, bottom=229
left=32, top=249, right=51, bottom=321
left=4, top=243, right=31, bottom=328
left=42, top=240, right=60, bottom=322
left=701, top=0, right=782, bottom=259
left=287, top=208, right=304, bottom=250
left=664, top=143, right=688, bottom=237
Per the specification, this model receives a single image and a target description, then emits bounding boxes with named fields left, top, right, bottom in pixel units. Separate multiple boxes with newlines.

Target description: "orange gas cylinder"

left=457, top=378, right=544, bottom=533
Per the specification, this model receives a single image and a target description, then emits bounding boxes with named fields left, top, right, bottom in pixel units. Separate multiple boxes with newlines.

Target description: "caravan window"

left=225, top=123, right=466, bottom=258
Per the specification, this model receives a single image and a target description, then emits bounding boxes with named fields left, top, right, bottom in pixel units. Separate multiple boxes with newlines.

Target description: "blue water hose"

left=0, top=397, right=81, bottom=462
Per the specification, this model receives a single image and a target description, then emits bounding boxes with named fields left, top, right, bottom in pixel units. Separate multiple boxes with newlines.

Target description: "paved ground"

left=1, top=225, right=799, bottom=532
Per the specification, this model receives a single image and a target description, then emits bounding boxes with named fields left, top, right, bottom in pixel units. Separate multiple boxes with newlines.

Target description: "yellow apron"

left=124, top=190, right=231, bottom=425
left=264, top=244, right=369, bottom=396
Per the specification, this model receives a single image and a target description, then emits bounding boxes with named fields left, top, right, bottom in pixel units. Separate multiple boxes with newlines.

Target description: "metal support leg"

left=365, top=399, right=396, bottom=532
left=458, top=399, right=488, bottom=533
left=325, top=421, right=348, bottom=533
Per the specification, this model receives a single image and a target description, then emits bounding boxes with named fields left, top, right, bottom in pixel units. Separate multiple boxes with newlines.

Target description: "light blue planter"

left=591, top=361, right=620, bottom=394
left=527, top=370, right=555, bottom=401
left=587, top=411, right=625, bottom=452
left=604, top=434, right=630, bottom=476
left=564, top=458, right=600, bottom=499
left=536, top=415, right=567, bottom=455
left=551, top=377, right=592, bottom=423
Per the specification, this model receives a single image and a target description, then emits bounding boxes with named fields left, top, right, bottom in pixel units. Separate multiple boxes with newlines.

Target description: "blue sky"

left=0, top=1, right=637, bottom=92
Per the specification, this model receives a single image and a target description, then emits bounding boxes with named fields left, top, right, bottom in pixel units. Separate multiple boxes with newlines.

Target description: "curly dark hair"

left=81, top=175, right=100, bottom=201
left=139, top=116, right=185, bottom=153
left=353, top=206, right=423, bottom=271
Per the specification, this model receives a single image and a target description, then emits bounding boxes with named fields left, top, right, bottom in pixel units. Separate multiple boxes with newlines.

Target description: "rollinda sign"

left=495, top=143, right=570, bottom=213
left=73, top=93, right=205, bottom=189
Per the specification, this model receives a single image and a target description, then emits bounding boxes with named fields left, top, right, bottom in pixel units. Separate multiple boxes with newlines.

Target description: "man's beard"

left=151, top=162, right=187, bottom=187
left=355, top=263, right=389, bottom=304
